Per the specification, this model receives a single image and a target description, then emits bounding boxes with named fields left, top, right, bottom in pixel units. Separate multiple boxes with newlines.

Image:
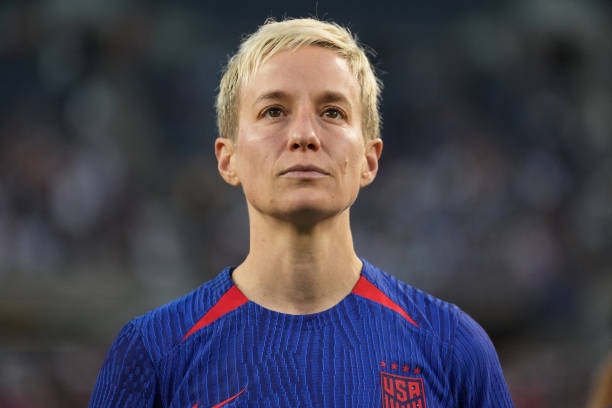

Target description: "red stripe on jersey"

left=352, top=276, right=419, bottom=327
left=211, top=386, right=247, bottom=408
left=182, top=285, right=248, bottom=341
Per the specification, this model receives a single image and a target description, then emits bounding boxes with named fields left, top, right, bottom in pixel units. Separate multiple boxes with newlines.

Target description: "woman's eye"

left=323, top=108, right=343, bottom=120
left=265, top=107, right=283, bottom=118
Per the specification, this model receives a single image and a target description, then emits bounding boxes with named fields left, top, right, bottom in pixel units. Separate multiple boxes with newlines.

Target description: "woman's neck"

left=231, top=206, right=362, bottom=315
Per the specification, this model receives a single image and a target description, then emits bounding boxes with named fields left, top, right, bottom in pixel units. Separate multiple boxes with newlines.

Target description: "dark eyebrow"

left=318, top=91, right=352, bottom=110
left=252, top=90, right=354, bottom=112
left=253, top=90, right=289, bottom=106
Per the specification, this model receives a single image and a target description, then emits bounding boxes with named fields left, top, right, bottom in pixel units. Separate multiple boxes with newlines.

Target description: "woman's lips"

left=280, top=165, right=329, bottom=178
left=280, top=170, right=328, bottom=179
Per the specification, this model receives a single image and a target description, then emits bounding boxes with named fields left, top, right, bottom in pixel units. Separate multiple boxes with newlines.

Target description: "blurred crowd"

left=0, top=0, right=611, bottom=406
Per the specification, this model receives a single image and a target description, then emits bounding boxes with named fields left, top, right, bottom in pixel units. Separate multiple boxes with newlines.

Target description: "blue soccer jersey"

left=89, top=259, right=513, bottom=407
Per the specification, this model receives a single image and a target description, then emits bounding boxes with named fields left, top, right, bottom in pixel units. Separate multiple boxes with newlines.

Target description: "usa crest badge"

left=380, top=372, right=427, bottom=408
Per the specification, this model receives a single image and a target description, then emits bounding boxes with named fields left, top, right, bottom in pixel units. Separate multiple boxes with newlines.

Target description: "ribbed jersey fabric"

left=89, top=259, right=513, bottom=407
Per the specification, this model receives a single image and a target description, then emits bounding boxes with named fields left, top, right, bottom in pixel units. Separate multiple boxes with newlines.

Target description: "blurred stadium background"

left=1, top=0, right=611, bottom=406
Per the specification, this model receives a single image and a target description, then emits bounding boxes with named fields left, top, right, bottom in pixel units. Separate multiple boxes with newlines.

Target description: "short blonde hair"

left=216, top=17, right=382, bottom=141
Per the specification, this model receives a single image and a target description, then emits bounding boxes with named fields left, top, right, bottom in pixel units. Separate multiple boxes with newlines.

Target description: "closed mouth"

left=280, top=165, right=329, bottom=176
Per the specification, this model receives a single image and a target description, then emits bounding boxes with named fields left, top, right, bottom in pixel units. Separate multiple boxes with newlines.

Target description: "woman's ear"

left=360, top=138, right=383, bottom=188
left=215, top=138, right=241, bottom=186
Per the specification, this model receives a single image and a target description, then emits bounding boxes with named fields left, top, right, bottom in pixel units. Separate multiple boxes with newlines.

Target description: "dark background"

left=1, top=0, right=611, bottom=406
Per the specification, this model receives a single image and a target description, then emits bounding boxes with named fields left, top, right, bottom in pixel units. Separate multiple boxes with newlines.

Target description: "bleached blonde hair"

left=216, top=17, right=382, bottom=141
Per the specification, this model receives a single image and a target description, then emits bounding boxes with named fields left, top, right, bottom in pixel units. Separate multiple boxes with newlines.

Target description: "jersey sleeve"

left=450, top=309, right=514, bottom=407
left=89, top=320, right=159, bottom=408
